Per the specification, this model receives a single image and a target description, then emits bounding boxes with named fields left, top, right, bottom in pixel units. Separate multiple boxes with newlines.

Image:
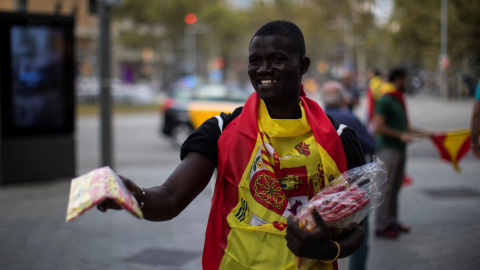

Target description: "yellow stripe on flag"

left=443, top=129, right=471, bottom=171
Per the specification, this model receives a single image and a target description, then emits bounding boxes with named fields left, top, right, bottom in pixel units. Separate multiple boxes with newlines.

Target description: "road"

left=78, top=93, right=474, bottom=173
left=0, top=93, right=479, bottom=270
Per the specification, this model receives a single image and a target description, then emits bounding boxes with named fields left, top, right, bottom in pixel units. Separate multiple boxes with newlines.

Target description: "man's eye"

left=249, top=59, right=260, bottom=65
left=272, top=57, right=284, bottom=63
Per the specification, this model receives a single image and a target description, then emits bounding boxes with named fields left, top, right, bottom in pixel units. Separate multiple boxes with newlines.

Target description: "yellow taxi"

left=161, top=83, right=252, bottom=146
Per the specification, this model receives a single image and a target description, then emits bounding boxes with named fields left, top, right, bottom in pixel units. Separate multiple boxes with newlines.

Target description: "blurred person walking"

left=373, top=67, right=433, bottom=238
left=321, top=81, right=376, bottom=270
left=341, top=71, right=360, bottom=112
left=365, top=68, right=395, bottom=134
left=471, top=78, right=480, bottom=158
left=322, top=81, right=376, bottom=157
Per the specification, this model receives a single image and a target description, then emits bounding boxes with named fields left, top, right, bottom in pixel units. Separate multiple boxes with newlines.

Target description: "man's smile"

left=260, top=79, right=277, bottom=85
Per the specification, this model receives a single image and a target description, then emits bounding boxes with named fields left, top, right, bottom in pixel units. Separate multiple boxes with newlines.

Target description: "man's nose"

left=257, top=60, right=272, bottom=73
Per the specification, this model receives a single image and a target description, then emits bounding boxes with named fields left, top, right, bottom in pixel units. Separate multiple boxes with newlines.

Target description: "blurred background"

left=2, top=0, right=479, bottom=103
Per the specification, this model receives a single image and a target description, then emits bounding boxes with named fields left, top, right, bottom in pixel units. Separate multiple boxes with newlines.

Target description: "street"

left=0, top=93, right=479, bottom=270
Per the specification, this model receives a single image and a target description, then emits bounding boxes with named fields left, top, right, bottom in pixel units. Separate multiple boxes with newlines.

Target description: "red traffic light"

left=185, top=13, right=197, bottom=24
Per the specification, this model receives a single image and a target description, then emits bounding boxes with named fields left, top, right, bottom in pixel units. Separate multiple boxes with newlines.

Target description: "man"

left=322, top=81, right=376, bottom=157
left=341, top=71, right=360, bottom=112
left=321, top=81, right=375, bottom=270
left=365, top=68, right=395, bottom=134
left=471, top=78, right=480, bottom=158
left=373, top=67, right=431, bottom=238
left=99, top=21, right=365, bottom=269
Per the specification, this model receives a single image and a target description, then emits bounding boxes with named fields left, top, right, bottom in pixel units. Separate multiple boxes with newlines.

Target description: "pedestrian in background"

left=322, top=81, right=376, bottom=157
left=321, top=81, right=375, bottom=270
left=373, top=67, right=433, bottom=238
left=365, top=67, right=395, bottom=134
left=341, top=71, right=360, bottom=112
left=471, top=78, right=480, bottom=158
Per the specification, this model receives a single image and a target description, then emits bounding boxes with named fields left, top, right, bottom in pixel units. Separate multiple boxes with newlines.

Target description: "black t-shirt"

left=180, top=107, right=365, bottom=170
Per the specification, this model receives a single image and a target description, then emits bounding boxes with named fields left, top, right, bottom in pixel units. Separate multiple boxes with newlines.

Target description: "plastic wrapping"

left=66, top=166, right=143, bottom=222
left=294, top=156, right=387, bottom=268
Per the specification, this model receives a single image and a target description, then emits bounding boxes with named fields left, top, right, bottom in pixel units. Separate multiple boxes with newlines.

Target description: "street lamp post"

left=98, top=0, right=113, bottom=168
left=440, top=0, right=449, bottom=98
left=97, top=0, right=123, bottom=168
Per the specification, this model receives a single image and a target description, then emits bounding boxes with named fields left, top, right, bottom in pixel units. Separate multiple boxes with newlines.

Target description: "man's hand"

left=399, top=132, right=414, bottom=143
left=285, top=208, right=338, bottom=260
left=472, top=142, right=480, bottom=159
left=97, top=175, right=142, bottom=212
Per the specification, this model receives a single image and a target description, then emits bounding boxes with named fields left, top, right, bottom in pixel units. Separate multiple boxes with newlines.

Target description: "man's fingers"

left=96, top=199, right=123, bottom=212
left=311, top=207, right=329, bottom=232
left=97, top=202, right=107, bottom=212
left=119, top=175, right=137, bottom=192
left=286, top=215, right=305, bottom=238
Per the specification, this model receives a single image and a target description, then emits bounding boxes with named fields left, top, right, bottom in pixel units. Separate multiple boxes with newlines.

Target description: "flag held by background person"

left=430, top=129, right=472, bottom=172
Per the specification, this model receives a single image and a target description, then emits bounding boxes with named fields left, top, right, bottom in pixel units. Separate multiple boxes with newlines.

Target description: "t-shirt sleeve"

left=180, top=107, right=242, bottom=165
left=475, top=78, right=480, bottom=101
left=375, top=97, right=388, bottom=116
left=340, top=127, right=366, bottom=170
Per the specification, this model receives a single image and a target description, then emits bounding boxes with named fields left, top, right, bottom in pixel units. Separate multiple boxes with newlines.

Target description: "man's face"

left=248, top=36, right=309, bottom=105
left=396, top=75, right=408, bottom=92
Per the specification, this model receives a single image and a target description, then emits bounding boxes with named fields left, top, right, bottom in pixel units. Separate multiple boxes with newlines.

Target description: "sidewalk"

left=367, top=158, right=480, bottom=270
left=1, top=157, right=479, bottom=270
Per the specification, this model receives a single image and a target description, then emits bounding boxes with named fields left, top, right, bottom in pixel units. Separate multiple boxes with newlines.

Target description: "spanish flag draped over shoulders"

left=202, top=87, right=348, bottom=270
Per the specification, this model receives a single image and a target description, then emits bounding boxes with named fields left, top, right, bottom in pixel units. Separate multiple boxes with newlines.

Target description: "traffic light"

left=185, top=13, right=197, bottom=24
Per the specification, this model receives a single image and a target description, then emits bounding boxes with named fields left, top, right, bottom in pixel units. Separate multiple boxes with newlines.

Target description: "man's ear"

left=300, top=56, right=310, bottom=75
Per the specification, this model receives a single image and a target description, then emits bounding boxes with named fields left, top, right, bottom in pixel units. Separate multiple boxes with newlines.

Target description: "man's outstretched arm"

left=98, top=151, right=215, bottom=221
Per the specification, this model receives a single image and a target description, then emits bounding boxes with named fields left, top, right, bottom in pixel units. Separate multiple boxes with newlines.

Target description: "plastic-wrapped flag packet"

left=295, top=156, right=387, bottom=269
left=66, top=166, right=143, bottom=222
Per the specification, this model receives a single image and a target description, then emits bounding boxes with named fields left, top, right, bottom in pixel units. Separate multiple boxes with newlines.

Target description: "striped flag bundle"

left=294, top=157, right=387, bottom=269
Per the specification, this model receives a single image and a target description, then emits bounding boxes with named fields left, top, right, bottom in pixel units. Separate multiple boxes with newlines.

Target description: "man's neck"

left=264, top=100, right=302, bottom=119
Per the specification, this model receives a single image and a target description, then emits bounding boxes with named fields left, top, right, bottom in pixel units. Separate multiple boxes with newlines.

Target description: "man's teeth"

left=261, top=80, right=276, bottom=84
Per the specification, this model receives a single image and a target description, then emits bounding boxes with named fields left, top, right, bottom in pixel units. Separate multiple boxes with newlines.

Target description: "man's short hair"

left=321, top=81, right=345, bottom=107
left=251, top=20, right=306, bottom=57
left=388, top=67, right=407, bottom=82
left=369, top=67, right=381, bottom=76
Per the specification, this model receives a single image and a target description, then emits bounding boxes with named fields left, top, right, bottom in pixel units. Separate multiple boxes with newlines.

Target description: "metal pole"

left=98, top=0, right=114, bottom=168
left=17, top=0, right=27, bottom=12
left=440, top=0, right=449, bottom=98
left=440, top=0, right=448, bottom=57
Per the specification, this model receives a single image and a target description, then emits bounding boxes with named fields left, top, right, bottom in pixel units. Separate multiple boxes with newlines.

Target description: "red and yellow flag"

left=430, top=129, right=472, bottom=172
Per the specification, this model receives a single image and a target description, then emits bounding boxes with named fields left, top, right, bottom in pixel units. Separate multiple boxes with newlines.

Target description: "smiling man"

left=99, top=21, right=366, bottom=269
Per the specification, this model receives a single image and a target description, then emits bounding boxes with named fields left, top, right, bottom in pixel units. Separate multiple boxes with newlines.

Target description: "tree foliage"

left=391, top=0, right=480, bottom=74
left=111, top=0, right=479, bottom=86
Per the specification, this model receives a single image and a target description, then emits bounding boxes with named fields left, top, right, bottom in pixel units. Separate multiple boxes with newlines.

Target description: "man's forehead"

left=249, top=35, right=296, bottom=53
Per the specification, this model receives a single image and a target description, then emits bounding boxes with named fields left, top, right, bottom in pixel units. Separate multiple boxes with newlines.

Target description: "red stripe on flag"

left=262, top=158, right=273, bottom=168
left=333, top=260, right=339, bottom=270
left=431, top=134, right=451, bottom=162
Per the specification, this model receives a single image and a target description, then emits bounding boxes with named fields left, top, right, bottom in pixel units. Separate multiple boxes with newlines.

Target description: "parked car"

left=161, top=83, right=252, bottom=147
